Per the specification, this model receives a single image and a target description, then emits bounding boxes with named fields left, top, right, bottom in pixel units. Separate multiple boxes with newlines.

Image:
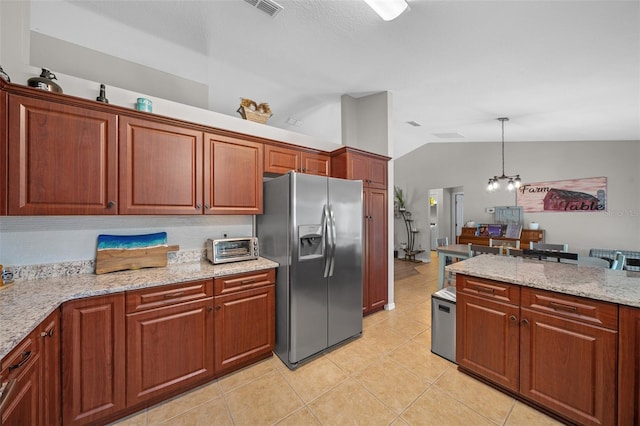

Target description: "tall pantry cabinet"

left=331, top=147, right=390, bottom=315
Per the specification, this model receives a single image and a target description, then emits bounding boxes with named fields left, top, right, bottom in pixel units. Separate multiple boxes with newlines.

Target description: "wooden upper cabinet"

left=204, top=134, right=263, bottom=214
left=7, top=94, right=118, bottom=215
left=330, top=147, right=389, bottom=189
left=301, top=151, right=331, bottom=176
left=119, top=116, right=203, bottom=214
left=264, top=144, right=330, bottom=176
left=264, top=144, right=299, bottom=174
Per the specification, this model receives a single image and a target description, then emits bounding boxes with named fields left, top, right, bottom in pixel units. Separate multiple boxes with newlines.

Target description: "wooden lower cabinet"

left=126, top=290, right=214, bottom=406
left=456, top=291, right=520, bottom=392
left=520, top=308, right=617, bottom=425
left=457, top=275, right=619, bottom=426
left=619, top=306, right=640, bottom=425
left=0, top=310, right=59, bottom=426
left=363, top=187, right=388, bottom=315
left=54, top=270, right=274, bottom=425
left=62, top=294, right=126, bottom=425
left=1, top=332, right=41, bottom=425
left=214, top=284, right=275, bottom=374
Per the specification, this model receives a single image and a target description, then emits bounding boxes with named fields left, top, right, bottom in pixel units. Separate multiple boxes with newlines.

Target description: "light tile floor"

left=113, top=253, right=563, bottom=426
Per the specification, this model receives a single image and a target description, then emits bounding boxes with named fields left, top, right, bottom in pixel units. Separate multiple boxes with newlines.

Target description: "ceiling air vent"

left=243, top=0, right=284, bottom=17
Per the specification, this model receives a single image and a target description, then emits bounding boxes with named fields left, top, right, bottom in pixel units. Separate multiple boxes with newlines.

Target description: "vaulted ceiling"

left=34, top=0, right=640, bottom=158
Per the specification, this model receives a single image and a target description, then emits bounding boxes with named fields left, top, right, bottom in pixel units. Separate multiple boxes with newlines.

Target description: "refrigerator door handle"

left=328, top=205, right=337, bottom=277
left=323, top=204, right=332, bottom=278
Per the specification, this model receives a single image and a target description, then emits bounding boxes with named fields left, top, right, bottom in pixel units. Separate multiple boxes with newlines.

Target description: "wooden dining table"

left=436, top=244, right=471, bottom=289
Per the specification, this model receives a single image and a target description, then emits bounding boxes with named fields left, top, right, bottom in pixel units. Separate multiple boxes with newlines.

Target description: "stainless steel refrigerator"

left=257, top=172, right=363, bottom=369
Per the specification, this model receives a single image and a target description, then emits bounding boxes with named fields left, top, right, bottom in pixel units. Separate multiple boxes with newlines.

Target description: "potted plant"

left=394, top=186, right=406, bottom=211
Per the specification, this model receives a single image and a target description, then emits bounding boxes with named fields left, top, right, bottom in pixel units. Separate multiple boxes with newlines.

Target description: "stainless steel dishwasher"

left=431, top=286, right=456, bottom=363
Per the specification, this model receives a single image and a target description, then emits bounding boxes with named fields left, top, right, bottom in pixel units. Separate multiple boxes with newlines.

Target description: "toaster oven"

left=206, top=237, right=259, bottom=264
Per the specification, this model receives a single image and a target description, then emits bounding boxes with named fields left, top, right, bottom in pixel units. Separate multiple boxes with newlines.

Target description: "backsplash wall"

left=0, top=215, right=253, bottom=266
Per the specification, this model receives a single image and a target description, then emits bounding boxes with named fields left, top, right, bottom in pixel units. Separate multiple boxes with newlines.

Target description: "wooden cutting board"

left=95, top=232, right=179, bottom=275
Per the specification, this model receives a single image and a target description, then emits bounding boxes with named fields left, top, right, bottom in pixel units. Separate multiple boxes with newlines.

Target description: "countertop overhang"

left=446, top=255, right=640, bottom=308
left=0, top=257, right=278, bottom=360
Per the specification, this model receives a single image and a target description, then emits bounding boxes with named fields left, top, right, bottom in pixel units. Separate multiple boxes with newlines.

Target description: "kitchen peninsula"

left=447, top=255, right=640, bottom=425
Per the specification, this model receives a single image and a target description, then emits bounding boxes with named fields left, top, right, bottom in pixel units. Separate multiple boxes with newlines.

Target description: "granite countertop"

left=0, top=257, right=278, bottom=360
left=447, top=255, right=640, bottom=308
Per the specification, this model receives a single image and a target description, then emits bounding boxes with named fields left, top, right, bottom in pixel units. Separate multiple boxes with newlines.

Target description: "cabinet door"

left=456, top=292, right=520, bottom=392
left=301, top=152, right=330, bottom=176
left=214, top=285, right=275, bottom=374
left=344, top=154, right=387, bottom=189
left=126, top=298, right=214, bottom=406
left=62, top=294, right=125, bottom=425
left=619, top=306, right=640, bottom=425
left=264, top=144, right=300, bottom=174
left=1, top=91, right=7, bottom=216
left=520, top=308, right=617, bottom=426
left=204, top=134, right=263, bottom=214
left=119, top=116, right=203, bottom=214
left=8, top=94, right=118, bottom=215
left=0, top=335, right=40, bottom=426
left=39, top=310, right=60, bottom=426
left=366, top=157, right=388, bottom=189
left=363, top=188, right=388, bottom=314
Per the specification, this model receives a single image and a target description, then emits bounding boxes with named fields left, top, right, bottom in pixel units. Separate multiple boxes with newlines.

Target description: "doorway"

left=452, top=192, right=464, bottom=242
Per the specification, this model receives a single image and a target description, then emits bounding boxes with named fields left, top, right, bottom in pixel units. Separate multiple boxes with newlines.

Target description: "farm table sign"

left=516, top=177, right=607, bottom=213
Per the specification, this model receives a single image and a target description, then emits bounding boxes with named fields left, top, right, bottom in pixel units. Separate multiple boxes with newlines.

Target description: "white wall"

left=0, top=216, right=252, bottom=266
left=394, top=140, right=640, bottom=255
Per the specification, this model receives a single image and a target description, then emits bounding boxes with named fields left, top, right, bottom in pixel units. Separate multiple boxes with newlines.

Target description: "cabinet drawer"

left=521, top=287, right=618, bottom=330
left=456, top=275, right=520, bottom=305
left=1, top=334, right=37, bottom=378
left=214, top=269, right=276, bottom=296
left=126, top=279, right=213, bottom=313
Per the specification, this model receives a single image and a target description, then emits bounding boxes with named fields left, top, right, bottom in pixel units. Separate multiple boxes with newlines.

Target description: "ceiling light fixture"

left=362, top=0, right=408, bottom=21
left=487, top=117, right=521, bottom=192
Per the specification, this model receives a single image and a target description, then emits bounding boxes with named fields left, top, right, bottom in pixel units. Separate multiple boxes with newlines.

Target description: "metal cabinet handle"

left=196, top=204, right=202, bottom=209
left=549, top=301, right=578, bottom=313
left=8, top=351, right=32, bottom=371
left=41, top=329, right=54, bottom=338
left=205, top=204, right=210, bottom=210
left=107, top=201, right=115, bottom=209
left=509, top=315, right=517, bottom=322
left=207, top=306, right=214, bottom=312
left=215, top=305, right=222, bottom=311
left=521, top=318, right=529, bottom=326
left=474, top=286, right=495, bottom=294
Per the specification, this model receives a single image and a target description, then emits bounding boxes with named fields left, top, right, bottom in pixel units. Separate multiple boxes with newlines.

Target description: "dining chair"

left=611, top=251, right=626, bottom=270
left=469, top=244, right=503, bottom=256
left=575, top=256, right=611, bottom=268
left=522, top=249, right=578, bottom=262
left=489, top=238, right=520, bottom=249
left=530, top=242, right=569, bottom=252
left=506, top=247, right=523, bottom=257
left=437, top=236, right=455, bottom=284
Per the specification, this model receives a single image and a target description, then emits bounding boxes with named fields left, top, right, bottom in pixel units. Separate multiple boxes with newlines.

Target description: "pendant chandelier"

left=487, top=117, right=521, bottom=191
